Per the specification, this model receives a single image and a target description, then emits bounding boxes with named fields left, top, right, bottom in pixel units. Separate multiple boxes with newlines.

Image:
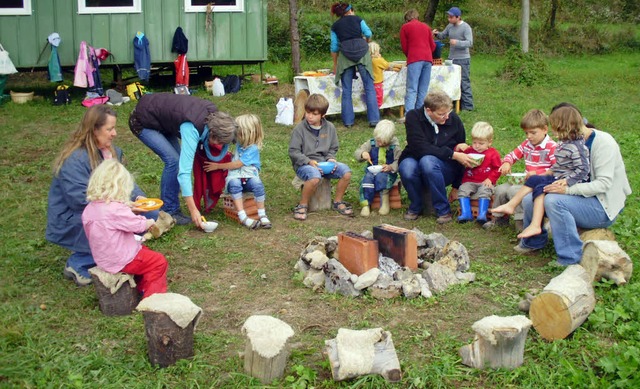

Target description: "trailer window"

left=78, top=0, right=141, bottom=14
left=185, top=0, right=244, bottom=13
left=0, top=0, right=31, bottom=16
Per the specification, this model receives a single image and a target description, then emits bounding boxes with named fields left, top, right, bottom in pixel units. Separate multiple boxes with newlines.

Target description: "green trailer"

left=0, top=0, right=267, bottom=79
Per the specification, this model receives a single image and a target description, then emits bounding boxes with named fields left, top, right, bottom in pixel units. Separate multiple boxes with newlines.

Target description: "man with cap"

left=433, top=7, right=474, bottom=111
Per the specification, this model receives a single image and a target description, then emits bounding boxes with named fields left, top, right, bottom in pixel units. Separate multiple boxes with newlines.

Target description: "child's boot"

left=476, top=198, right=491, bottom=224
left=360, top=205, right=371, bottom=217
left=379, top=190, right=391, bottom=215
left=457, top=197, right=473, bottom=223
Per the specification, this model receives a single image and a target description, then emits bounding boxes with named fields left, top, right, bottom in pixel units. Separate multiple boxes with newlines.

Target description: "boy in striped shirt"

left=483, top=109, right=557, bottom=230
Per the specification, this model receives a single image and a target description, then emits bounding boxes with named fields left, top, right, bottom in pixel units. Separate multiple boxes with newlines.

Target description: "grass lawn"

left=1, top=51, right=639, bottom=388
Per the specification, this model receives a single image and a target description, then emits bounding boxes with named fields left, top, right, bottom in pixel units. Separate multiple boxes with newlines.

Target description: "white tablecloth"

left=294, top=65, right=461, bottom=116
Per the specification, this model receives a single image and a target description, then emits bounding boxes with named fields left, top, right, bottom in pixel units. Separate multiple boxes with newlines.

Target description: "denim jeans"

left=137, top=128, right=182, bottom=214
left=340, top=64, right=380, bottom=126
left=405, top=61, right=433, bottom=111
left=360, top=171, right=391, bottom=205
left=66, top=251, right=95, bottom=279
left=227, top=177, right=266, bottom=203
left=399, top=155, right=460, bottom=216
left=453, top=58, right=474, bottom=110
left=296, top=163, right=351, bottom=181
left=520, top=193, right=614, bottom=265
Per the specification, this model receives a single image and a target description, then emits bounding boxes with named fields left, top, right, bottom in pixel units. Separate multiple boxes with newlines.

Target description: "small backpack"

left=221, top=75, right=241, bottom=94
left=53, top=84, right=71, bottom=105
left=126, top=82, right=146, bottom=100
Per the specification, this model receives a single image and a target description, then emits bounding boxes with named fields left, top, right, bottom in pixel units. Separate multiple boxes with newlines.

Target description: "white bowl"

left=468, top=153, right=485, bottom=165
left=507, top=172, right=526, bottom=185
left=444, top=60, right=453, bottom=66
left=202, top=221, right=219, bottom=233
left=367, top=165, right=384, bottom=175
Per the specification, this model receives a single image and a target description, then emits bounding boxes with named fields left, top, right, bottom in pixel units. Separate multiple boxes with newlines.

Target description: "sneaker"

left=513, top=244, right=538, bottom=255
left=436, top=214, right=453, bottom=224
left=63, top=267, right=93, bottom=286
left=169, top=211, right=191, bottom=225
left=403, top=211, right=419, bottom=221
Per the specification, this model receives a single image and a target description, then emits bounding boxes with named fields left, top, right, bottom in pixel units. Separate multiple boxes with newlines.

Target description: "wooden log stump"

left=292, top=176, right=332, bottom=212
left=579, top=228, right=616, bottom=242
left=325, top=328, right=401, bottom=382
left=241, top=315, right=295, bottom=384
left=459, top=315, right=532, bottom=369
left=136, top=293, right=202, bottom=367
left=529, top=265, right=596, bottom=341
left=88, top=267, right=139, bottom=316
left=580, top=240, right=632, bottom=285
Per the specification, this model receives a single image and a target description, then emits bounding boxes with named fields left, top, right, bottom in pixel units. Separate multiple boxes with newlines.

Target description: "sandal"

left=259, top=216, right=272, bottom=229
left=293, top=204, right=308, bottom=221
left=332, top=201, right=354, bottom=217
left=240, top=216, right=260, bottom=229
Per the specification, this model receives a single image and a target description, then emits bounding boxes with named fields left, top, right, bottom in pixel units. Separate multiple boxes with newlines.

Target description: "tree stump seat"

left=88, top=267, right=139, bottom=316
left=292, top=176, right=332, bottom=212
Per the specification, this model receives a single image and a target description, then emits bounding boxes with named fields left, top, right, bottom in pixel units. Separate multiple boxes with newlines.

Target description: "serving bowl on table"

left=317, top=161, right=336, bottom=175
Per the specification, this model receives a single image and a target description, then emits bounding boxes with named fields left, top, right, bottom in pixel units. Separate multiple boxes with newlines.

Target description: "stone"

left=350, top=274, right=359, bottom=284
left=393, top=267, right=415, bottom=282
left=435, top=241, right=470, bottom=272
left=378, top=255, right=401, bottom=276
left=294, top=258, right=310, bottom=275
left=401, top=275, right=422, bottom=299
left=324, top=258, right=361, bottom=297
left=455, top=271, right=476, bottom=283
left=354, top=268, right=381, bottom=290
left=421, top=231, right=450, bottom=249
left=326, top=237, right=338, bottom=257
left=305, top=250, right=330, bottom=270
left=360, top=230, right=374, bottom=239
left=369, top=276, right=402, bottom=299
left=303, top=268, right=326, bottom=290
left=422, top=262, right=459, bottom=294
left=418, top=277, right=433, bottom=298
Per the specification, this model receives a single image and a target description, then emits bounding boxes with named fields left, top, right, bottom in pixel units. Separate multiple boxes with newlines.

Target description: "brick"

left=373, top=224, right=418, bottom=270
left=337, top=232, right=379, bottom=276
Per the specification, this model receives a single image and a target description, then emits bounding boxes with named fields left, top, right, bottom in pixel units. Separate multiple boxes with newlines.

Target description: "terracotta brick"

left=370, top=184, right=402, bottom=210
left=223, top=194, right=259, bottom=224
left=372, top=224, right=418, bottom=270
left=337, top=232, right=379, bottom=276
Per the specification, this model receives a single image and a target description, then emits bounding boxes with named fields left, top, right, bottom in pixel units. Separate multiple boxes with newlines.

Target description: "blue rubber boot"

left=476, top=197, right=491, bottom=223
left=457, top=197, right=473, bottom=223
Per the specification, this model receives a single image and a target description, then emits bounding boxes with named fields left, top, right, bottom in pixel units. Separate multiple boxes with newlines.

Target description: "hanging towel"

left=48, top=45, right=63, bottom=82
left=133, top=34, right=150, bottom=81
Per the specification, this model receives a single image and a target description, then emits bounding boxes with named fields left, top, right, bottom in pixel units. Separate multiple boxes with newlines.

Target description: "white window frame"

left=78, top=0, right=142, bottom=15
left=0, top=0, right=32, bottom=16
left=185, top=0, right=244, bottom=13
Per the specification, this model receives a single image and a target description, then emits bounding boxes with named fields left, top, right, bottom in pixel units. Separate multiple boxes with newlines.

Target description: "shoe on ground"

left=63, top=267, right=93, bottom=286
left=513, top=244, right=538, bottom=254
left=436, top=214, right=453, bottom=224
left=403, top=211, right=419, bottom=221
left=169, top=211, right=191, bottom=225
left=483, top=217, right=509, bottom=230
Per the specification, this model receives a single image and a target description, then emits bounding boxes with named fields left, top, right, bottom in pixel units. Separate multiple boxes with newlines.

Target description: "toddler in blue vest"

left=354, top=119, right=402, bottom=216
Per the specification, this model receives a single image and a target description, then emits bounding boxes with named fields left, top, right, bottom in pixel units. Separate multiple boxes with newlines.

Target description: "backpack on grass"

left=53, top=84, right=71, bottom=105
left=221, top=75, right=241, bottom=94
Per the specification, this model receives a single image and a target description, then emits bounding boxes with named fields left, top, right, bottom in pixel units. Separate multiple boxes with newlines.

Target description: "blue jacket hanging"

left=48, top=45, right=63, bottom=82
left=133, top=32, right=150, bottom=81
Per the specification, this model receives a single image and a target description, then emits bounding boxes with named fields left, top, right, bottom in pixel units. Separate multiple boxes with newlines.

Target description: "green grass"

left=1, top=51, right=640, bottom=388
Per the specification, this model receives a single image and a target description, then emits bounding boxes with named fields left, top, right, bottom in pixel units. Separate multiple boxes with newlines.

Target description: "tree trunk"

left=289, top=0, right=301, bottom=76
left=459, top=315, right=532, bottom=369
left=520, top=0, right=530, bottom=53
left=580, top=240, right=633, bottom=285
left=529, top=265, right=596, bottom=341
left=424, top=0, right=440, bottom=25
left=242, top=315, right=295, bottom=384
left=548, top=0, right=559, bottom=30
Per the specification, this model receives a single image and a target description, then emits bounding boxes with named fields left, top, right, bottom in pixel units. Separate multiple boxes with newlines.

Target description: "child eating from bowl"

left=354, top=120, right=402, bottom=216
left=288, top=93, right=353, bottom=220
left=455, top=121, right=502, bottom=223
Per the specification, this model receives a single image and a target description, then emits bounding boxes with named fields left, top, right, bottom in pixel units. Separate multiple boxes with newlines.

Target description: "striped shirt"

left=503, top=135, right=557, bottom=174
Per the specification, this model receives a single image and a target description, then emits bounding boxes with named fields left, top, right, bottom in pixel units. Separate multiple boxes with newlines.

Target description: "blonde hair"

left=53, top=105, right=117, bottom=176
left=520, top=109, right=548, bottom=131
left=235, top=114, right=264, bottom=149
left=549, top=106, right=586, bottom=141
left=471, top=121, right=494, bottom=142
left=425, top=90, right=453, bottom=111
left=86, top=159, right=134, bottom=203
left=373, top=119, right=396, bottom=145
left=369, top=41, right=381, bottom=58
left=207, top=111, right=237, bottom=145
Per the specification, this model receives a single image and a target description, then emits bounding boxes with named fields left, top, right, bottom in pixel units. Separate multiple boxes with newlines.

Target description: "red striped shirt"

left=502, top=135, right=557, bottom=174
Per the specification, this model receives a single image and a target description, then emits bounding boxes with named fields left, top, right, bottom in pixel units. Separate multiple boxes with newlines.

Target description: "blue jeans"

left=66, top=252, right=95, bottom=279
left=453, top=58, right=474, bottom=110
left=399, top=155, right=461, bottom=216
left=360, top=171, right=391, bottom=205
left=137, top=128, right=182, bottom=214
left=520, top=193, right=614, bottom=265
left=340, top=64, right=380, bottom=126
left=405, top=61, right=433, bottom=111
left=227, top=177, right=266, bottom=203
left=296, top=163, right=351, bottom=181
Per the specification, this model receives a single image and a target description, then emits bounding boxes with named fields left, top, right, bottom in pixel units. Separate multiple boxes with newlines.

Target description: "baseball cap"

left=447, top=7, right=462, bottom=17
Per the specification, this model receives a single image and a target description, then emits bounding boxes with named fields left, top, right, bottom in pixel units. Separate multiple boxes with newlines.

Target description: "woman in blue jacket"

left=46, top=105, right=157, bottom=286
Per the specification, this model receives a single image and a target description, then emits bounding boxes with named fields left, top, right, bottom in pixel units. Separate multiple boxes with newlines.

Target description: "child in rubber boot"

left=455, top=122, right=502, bottom=223
left=354, top=120, right=402, bottom=217
left=204, top=114, right=272, bottom=229
left=288, top=93, right=353, bottom=220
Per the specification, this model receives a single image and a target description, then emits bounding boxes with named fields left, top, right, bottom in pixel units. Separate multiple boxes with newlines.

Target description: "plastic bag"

left=126, top=82, right=145, bottom=100
left=212, top=77, right=225, bottom=97
left=0, top=44, right=18, bottom=75
left=275, top=97, right=294, bottom=126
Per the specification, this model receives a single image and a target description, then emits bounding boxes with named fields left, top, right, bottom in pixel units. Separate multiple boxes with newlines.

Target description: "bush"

left=497, top=46, right=549, bottom=86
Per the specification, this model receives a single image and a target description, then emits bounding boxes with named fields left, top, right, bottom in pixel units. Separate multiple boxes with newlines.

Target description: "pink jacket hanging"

left=74, top=41, right=95, bottom=88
